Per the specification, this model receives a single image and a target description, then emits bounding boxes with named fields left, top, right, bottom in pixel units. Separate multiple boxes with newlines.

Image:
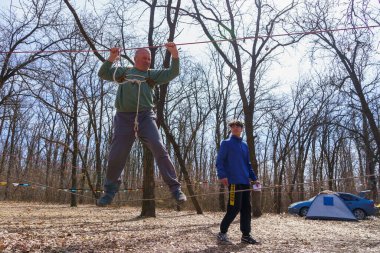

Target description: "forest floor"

left=0, top=201, right=379, bottom=253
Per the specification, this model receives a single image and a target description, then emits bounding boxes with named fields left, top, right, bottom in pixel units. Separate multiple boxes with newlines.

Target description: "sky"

left=3, top=0, right=377, bottom=95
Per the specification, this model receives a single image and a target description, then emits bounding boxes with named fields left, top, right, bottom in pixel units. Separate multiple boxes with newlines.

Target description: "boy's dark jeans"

left=220, top=184, right=251, bottom=236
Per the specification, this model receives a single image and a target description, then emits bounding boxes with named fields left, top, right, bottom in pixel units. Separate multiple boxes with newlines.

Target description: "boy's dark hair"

left=228, top=119, right=244, bottom=128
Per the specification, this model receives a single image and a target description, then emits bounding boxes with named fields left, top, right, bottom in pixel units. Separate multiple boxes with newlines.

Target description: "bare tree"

left=299, top=0, right=380, bottom=200
left=3, top=97, right=22, bottom=199
left=187, top=0, right=301, bottom=216
left=0, top=0, right=66, bottom=106
left=207, top=48, right=235, bottom=211
left=161, top=60, right=215, bottom=214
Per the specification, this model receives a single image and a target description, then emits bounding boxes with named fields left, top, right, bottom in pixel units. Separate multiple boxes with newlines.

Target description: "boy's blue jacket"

left=216, top=135, right=258, bottom=185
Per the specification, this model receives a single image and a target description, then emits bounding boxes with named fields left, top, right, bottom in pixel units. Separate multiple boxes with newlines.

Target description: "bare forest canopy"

left=0, top=0, right=379, bottom=214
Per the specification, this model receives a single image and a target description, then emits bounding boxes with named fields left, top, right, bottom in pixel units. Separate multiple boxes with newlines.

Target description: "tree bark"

left=141, top=145, right=156, bottom=217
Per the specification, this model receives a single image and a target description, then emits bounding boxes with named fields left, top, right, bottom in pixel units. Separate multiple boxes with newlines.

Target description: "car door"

left=338, top=193, right=358, bottom=211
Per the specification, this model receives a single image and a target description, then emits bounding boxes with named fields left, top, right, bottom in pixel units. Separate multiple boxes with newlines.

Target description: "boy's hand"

left=219, top=178, right=228, bottom=186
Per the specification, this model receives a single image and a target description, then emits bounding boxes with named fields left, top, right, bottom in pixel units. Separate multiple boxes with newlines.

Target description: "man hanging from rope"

left=96, top=42, right=187, bottom=206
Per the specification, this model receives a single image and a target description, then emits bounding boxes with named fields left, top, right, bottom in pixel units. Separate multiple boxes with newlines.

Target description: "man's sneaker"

left=172, top=189, right=187, bottom=204
left=217, top=232, right=232, bottom=245
left=241, top=235, right=259, bottom=244
left=96, top=179, right=121, bottom=207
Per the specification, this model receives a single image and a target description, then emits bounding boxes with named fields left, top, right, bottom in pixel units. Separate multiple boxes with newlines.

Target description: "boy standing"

left=216, top=119, right=260, bottom=244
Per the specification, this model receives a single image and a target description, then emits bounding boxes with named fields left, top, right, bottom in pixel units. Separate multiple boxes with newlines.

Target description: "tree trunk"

left=139, top=0, right=158, bottom=217
left=363, top=115, right=378, bottom=202
left=141, top=145, right=156, bottom=217
left=4, top=110, right=17, bottom=200
left=70, top=78, right=79, bottom=207
left=245, top=113, right=262, bottom=217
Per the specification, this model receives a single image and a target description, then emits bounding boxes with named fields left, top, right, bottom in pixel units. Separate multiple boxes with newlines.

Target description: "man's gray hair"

left=135, top=48, right=151, bottom=57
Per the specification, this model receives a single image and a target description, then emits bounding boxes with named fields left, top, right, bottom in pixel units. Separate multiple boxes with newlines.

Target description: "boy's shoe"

left=217, top=232, right=232, bottom=245
left=172, top=189, right=187, bottom=204
left=96, top=179, right=121, bottom=207
left=241, top=235, right=259, bottom=244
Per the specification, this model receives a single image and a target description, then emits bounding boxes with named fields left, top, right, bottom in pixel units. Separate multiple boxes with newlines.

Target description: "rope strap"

left=113, top=65, right=147, bottom=138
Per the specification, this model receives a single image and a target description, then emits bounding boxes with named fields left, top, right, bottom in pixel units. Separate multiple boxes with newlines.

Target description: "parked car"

left=288, top=192, right=378, bottom=220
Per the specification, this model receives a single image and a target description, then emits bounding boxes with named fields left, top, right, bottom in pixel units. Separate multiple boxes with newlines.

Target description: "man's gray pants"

left=106, top=110, right=181, bottom=193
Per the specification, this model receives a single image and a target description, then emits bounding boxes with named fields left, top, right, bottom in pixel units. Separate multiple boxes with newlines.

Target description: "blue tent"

left=306, top=191, right=358, bottom=221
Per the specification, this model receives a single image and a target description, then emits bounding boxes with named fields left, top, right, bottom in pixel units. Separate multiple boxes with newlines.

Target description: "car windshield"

left=308, top=196, right=316, bottom=201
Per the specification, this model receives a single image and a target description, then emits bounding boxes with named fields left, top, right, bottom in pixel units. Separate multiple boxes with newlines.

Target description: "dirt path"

left=0, top=202, right=379, bottom=252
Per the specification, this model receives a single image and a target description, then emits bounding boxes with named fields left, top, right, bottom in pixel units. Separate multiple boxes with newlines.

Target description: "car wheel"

left=353, top=209, right=366, bottom=220
left=299, top=207, right=309, bottom=217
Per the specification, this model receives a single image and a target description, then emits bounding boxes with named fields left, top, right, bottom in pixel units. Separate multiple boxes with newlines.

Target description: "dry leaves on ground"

left=0, top=202, right=379, bottom=253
